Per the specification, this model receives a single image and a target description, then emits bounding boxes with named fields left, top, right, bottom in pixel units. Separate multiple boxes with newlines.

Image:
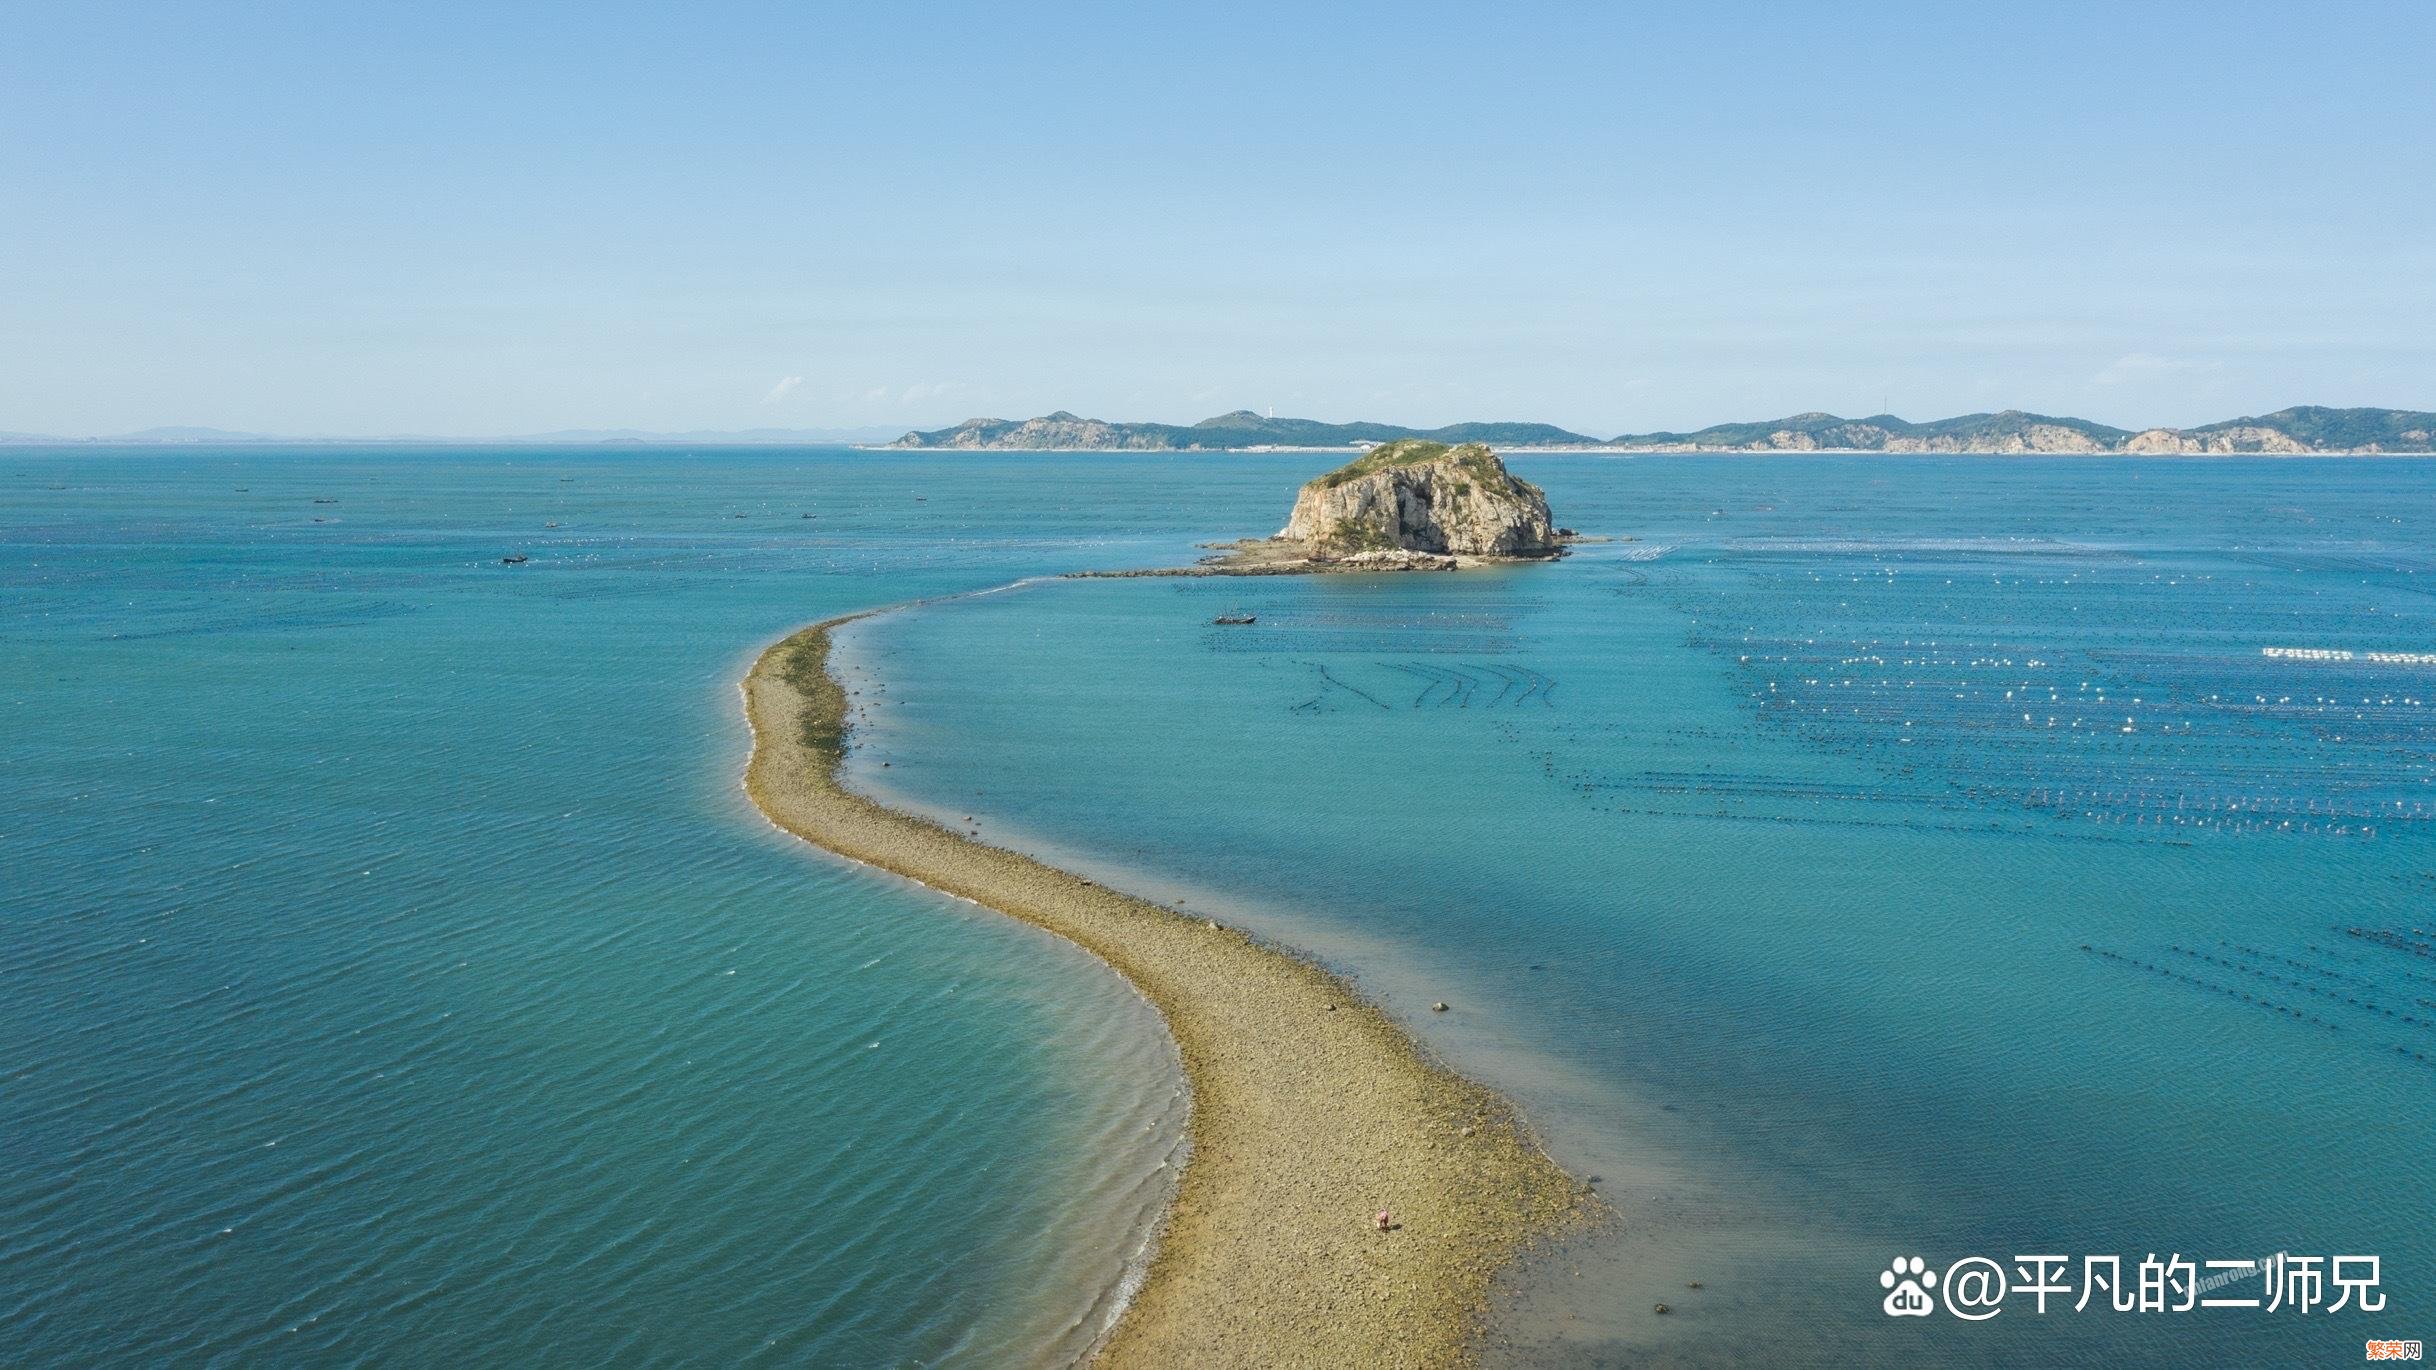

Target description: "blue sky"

left=3, top=1, right=2431, bottom=436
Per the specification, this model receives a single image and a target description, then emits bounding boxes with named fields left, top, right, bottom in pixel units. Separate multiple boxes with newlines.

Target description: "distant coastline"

left=740, top=610, right=1588, bottom=1367
left=12, top=403, right=2432, bottom=453
left=885, top=405, right=2436, bottom=455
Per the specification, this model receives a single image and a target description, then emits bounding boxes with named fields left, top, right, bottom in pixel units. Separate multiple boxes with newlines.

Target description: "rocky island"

left=1092, top=440, right=1576, bottom=577
left=1274, top=439, right=1563, bottom=564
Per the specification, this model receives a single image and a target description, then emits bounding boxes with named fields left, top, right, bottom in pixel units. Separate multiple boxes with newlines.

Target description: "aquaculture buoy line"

left=2344, top=924, right=2436, bottom=962
left=1509, top=724, right=2209, bottom=848
left=1290, top=661, right=1392, bottom=714
left=2080, top=944, right=2341, bottom=1032
left=2227, top=939, right=2389, bottom=991
left=2077, top=923, right=2436, bottom=1076
left=2308, top=940, right=2436, bottom=994
left=1381, top=660, right=1558, bottom=710
left=2164, top=944, right=2436, bottom=1029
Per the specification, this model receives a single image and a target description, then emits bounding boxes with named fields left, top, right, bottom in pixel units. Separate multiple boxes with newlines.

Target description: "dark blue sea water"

left=7, top=448, right=2434, bottom=1366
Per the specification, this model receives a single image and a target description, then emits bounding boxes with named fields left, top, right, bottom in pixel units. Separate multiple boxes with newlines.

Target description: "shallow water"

left=0, top=447, right=1224, bottom=1367
left=848, top=455, right=2436, bottom=1367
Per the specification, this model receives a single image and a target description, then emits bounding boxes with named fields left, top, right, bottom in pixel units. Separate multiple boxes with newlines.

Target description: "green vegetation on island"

left=1314, top=438, right=1524, bottom=491
left=2183, top=406, right=2436, bottom=451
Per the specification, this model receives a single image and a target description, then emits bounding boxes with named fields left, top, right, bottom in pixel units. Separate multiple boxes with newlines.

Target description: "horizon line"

left=7, top=400, right=2434, bottom=448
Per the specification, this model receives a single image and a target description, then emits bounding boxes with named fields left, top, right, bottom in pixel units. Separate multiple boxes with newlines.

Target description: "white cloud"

left=761, top=375, right=805, bottom=405
left=2093, top=353, right=2220, bottom=387
left=844, top=382, right=961, bottom=409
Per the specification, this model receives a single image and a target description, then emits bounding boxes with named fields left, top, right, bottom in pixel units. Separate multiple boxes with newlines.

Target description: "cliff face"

left=2123, top=426, right=2312, bottom=454
left=1279, top=441, right=1557, bottom=557
left=1883, top=423, right=2114, bottom=454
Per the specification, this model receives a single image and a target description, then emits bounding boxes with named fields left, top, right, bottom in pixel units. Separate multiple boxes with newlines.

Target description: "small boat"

left=1213, top=613, right=1257, bottom=626
left=500, top=554, right=529, bottom=565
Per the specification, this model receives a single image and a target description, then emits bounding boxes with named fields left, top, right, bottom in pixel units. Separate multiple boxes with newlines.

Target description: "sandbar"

left=740, top=612, right=1587, bottom=1366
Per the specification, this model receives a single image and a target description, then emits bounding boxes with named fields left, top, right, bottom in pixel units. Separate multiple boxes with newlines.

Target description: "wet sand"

left=741, top=613, right=1588, bottom=1367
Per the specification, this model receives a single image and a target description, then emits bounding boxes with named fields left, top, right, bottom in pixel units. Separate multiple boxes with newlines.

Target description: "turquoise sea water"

left=847, top=456, right=2436, bottom=1367
left=0, top=448, right=1221, bottom=1366
left=8, top=448, right=2436, bottom=1366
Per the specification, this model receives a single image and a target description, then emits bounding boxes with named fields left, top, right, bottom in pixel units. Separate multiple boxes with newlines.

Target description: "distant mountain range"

left=892, top=406, right=2436, bottom=454
left=887, top=410, right=1599, bottom=451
